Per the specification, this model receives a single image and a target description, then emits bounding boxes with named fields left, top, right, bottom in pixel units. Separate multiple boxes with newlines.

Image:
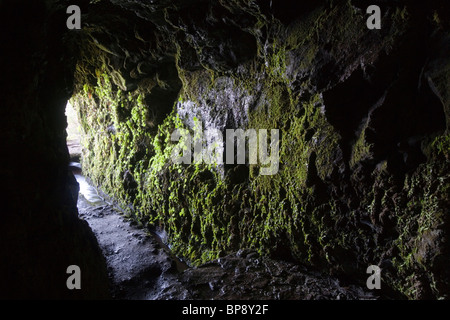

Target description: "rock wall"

left=70, top=0, right=449, bottom=299
left=0, top=0, right=110, bottom=298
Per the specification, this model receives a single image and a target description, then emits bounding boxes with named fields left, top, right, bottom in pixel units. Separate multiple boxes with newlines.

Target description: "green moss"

left=350, top=129, right=373, bottom=169
left=388, top=152, right=449, bottom=299
left=70, top=0, right=449, bottom=298
left=431, top=134, right=450, bottom=158
left=73, top=0, right=370, bottom=269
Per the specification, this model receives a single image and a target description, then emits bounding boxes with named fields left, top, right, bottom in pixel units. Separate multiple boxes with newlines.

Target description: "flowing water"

left=70, top=162, right=106, bottom=206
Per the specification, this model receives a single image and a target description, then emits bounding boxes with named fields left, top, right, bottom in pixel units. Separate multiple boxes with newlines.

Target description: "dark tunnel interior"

left=0, top=0, right=449, bottom=302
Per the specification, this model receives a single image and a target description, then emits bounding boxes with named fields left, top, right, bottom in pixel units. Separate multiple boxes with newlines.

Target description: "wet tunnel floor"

left=70, top=162, right=380, bottom=300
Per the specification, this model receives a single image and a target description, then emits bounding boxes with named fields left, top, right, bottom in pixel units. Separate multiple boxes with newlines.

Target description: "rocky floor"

left=73, top=163, right=379, bottom=300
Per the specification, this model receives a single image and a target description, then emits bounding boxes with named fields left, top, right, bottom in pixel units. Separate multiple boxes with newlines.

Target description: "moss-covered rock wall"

left=71, top=0, right=449, bottom=299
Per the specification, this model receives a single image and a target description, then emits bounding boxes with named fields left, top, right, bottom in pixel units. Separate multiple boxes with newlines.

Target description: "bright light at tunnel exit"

left=65, top=101, right=82, bottom=161
left=65, top=101, right=80, bottom=139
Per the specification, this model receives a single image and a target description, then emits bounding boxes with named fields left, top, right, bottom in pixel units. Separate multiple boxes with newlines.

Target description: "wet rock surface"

left=171, top=250, right=378, bottom=300
left=77, top=175, right=378, bottom=300
left=77, top=186, right=176, bottom=299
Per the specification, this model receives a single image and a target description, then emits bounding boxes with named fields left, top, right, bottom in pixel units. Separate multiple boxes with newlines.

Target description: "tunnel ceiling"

left=1, top=0, right=449, bottom=299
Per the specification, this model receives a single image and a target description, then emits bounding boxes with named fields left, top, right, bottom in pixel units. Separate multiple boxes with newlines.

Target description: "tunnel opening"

left=64, top=90, right=191, bottom=299
left=65, top=100, right=82, bottom=162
